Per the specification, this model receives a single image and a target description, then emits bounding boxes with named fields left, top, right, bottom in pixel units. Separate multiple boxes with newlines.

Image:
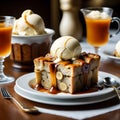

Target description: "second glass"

left=81, top=7, right=120, bottom=54
left=0, top=16, right=15, bottom=84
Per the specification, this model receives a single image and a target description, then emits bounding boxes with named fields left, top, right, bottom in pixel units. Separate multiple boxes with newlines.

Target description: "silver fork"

left=0, top=88, right=39, bottom=114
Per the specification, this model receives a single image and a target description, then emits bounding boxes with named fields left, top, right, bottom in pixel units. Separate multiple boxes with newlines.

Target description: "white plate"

left=14, top=71, right=120, bottom=106
left=0, top=78, right=14, bottom=85
left=102, top=49, right=120, bottom=63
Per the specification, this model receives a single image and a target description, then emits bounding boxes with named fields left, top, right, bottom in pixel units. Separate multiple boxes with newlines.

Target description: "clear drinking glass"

left=0, top=16, right=15, bottom=84
left=81, top=7, right=120, bottom=54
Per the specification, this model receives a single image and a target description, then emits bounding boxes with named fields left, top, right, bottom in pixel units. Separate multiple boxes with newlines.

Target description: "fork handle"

left=11, top=97, right=39, bottom=113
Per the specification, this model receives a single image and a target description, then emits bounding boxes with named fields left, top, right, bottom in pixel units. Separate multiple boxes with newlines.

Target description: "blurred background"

left=0, top=0, right=120, bottom=39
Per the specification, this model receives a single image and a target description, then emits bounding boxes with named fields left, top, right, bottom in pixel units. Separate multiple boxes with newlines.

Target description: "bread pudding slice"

left=34, top=52, right=100, bottom=94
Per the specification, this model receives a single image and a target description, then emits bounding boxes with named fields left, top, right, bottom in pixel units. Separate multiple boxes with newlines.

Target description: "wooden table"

left=0, top=57, right=120, bottom=120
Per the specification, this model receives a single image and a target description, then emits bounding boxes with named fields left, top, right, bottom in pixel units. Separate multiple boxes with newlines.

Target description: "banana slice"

left=56, top=71, right=63, bottom=80
left=59, top=82, right=67, bottom=91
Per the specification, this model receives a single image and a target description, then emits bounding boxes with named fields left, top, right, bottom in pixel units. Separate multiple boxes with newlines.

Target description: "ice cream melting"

left=50, top=36, right=82, bottom=62
left=13, top=9, right=46, bottom=36
left=86, top=10, right=110, bottom=19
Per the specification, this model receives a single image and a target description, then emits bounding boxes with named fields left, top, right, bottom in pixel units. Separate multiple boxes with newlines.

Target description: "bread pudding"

left=33, top=36, right=100, bottom=94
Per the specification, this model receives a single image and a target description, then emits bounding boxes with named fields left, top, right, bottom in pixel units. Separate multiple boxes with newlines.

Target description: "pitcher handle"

left=110, top=17, right=120, bottom=37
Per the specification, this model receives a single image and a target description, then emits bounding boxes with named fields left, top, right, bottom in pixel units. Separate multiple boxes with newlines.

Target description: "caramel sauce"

left=35, top=56, right=52, bottom=62
left=33, top=84, right=60, bottom=94
left=31, top=83, right=103, bottom=95
left=49, top=63, right=56, bottom=88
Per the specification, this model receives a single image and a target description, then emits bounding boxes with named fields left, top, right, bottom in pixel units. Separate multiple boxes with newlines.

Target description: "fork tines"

left=0, top=88, right=11, bottom=98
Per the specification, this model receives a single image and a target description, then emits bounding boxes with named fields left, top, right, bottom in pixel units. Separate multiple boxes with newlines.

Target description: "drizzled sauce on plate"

left=30, top=83, right=103, bottom=95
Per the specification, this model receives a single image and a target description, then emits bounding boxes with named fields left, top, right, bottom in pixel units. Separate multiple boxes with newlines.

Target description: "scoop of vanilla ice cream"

left=86, top=10, right=109, bottom=19
left=114, top=40, right=120, bottom=57
left=13, top=9, right=46, bottom=35
left=50, top=36, right=82, bottom=62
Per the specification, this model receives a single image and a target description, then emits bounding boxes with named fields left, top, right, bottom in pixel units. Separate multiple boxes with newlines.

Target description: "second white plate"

left=102, top=49, right=120, bottom=63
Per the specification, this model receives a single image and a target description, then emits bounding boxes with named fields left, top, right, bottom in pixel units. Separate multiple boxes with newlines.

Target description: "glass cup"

left=0, top=16, right=15, bottom=84
left=80, top=7, right=120, bottom=54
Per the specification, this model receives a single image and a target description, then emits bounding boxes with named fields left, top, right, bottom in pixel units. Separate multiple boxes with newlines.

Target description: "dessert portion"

left=10, top=10, right=54, bottom=70
left=114, top=40, right=120, bottom=57
left=34, top=36, right=100, bottom=94
left=13, top=9, right=46, bottom=36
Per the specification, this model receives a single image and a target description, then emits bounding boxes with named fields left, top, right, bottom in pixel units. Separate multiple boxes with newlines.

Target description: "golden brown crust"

left=34, top=69, right=41, bottom=84
left=34, top=52, right=100, bottom=94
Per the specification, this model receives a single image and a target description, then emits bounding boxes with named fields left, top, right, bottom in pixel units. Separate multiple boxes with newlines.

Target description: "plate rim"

left=14, top=71, right=119, bottom=105
left=102, top=49, right=120, bottom=60
left=14, top=85, right=116, bottom=106
left=15, top=71, right=120, bottom=99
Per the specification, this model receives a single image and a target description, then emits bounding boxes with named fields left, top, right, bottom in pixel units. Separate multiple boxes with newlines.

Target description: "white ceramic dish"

left=102, top=49, right=120, bottom=63
left=12, top=28, right=55, bottom=45
left=0, top=79, right=14, bottom=85
left=14, top=71, right=120, bottom=105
